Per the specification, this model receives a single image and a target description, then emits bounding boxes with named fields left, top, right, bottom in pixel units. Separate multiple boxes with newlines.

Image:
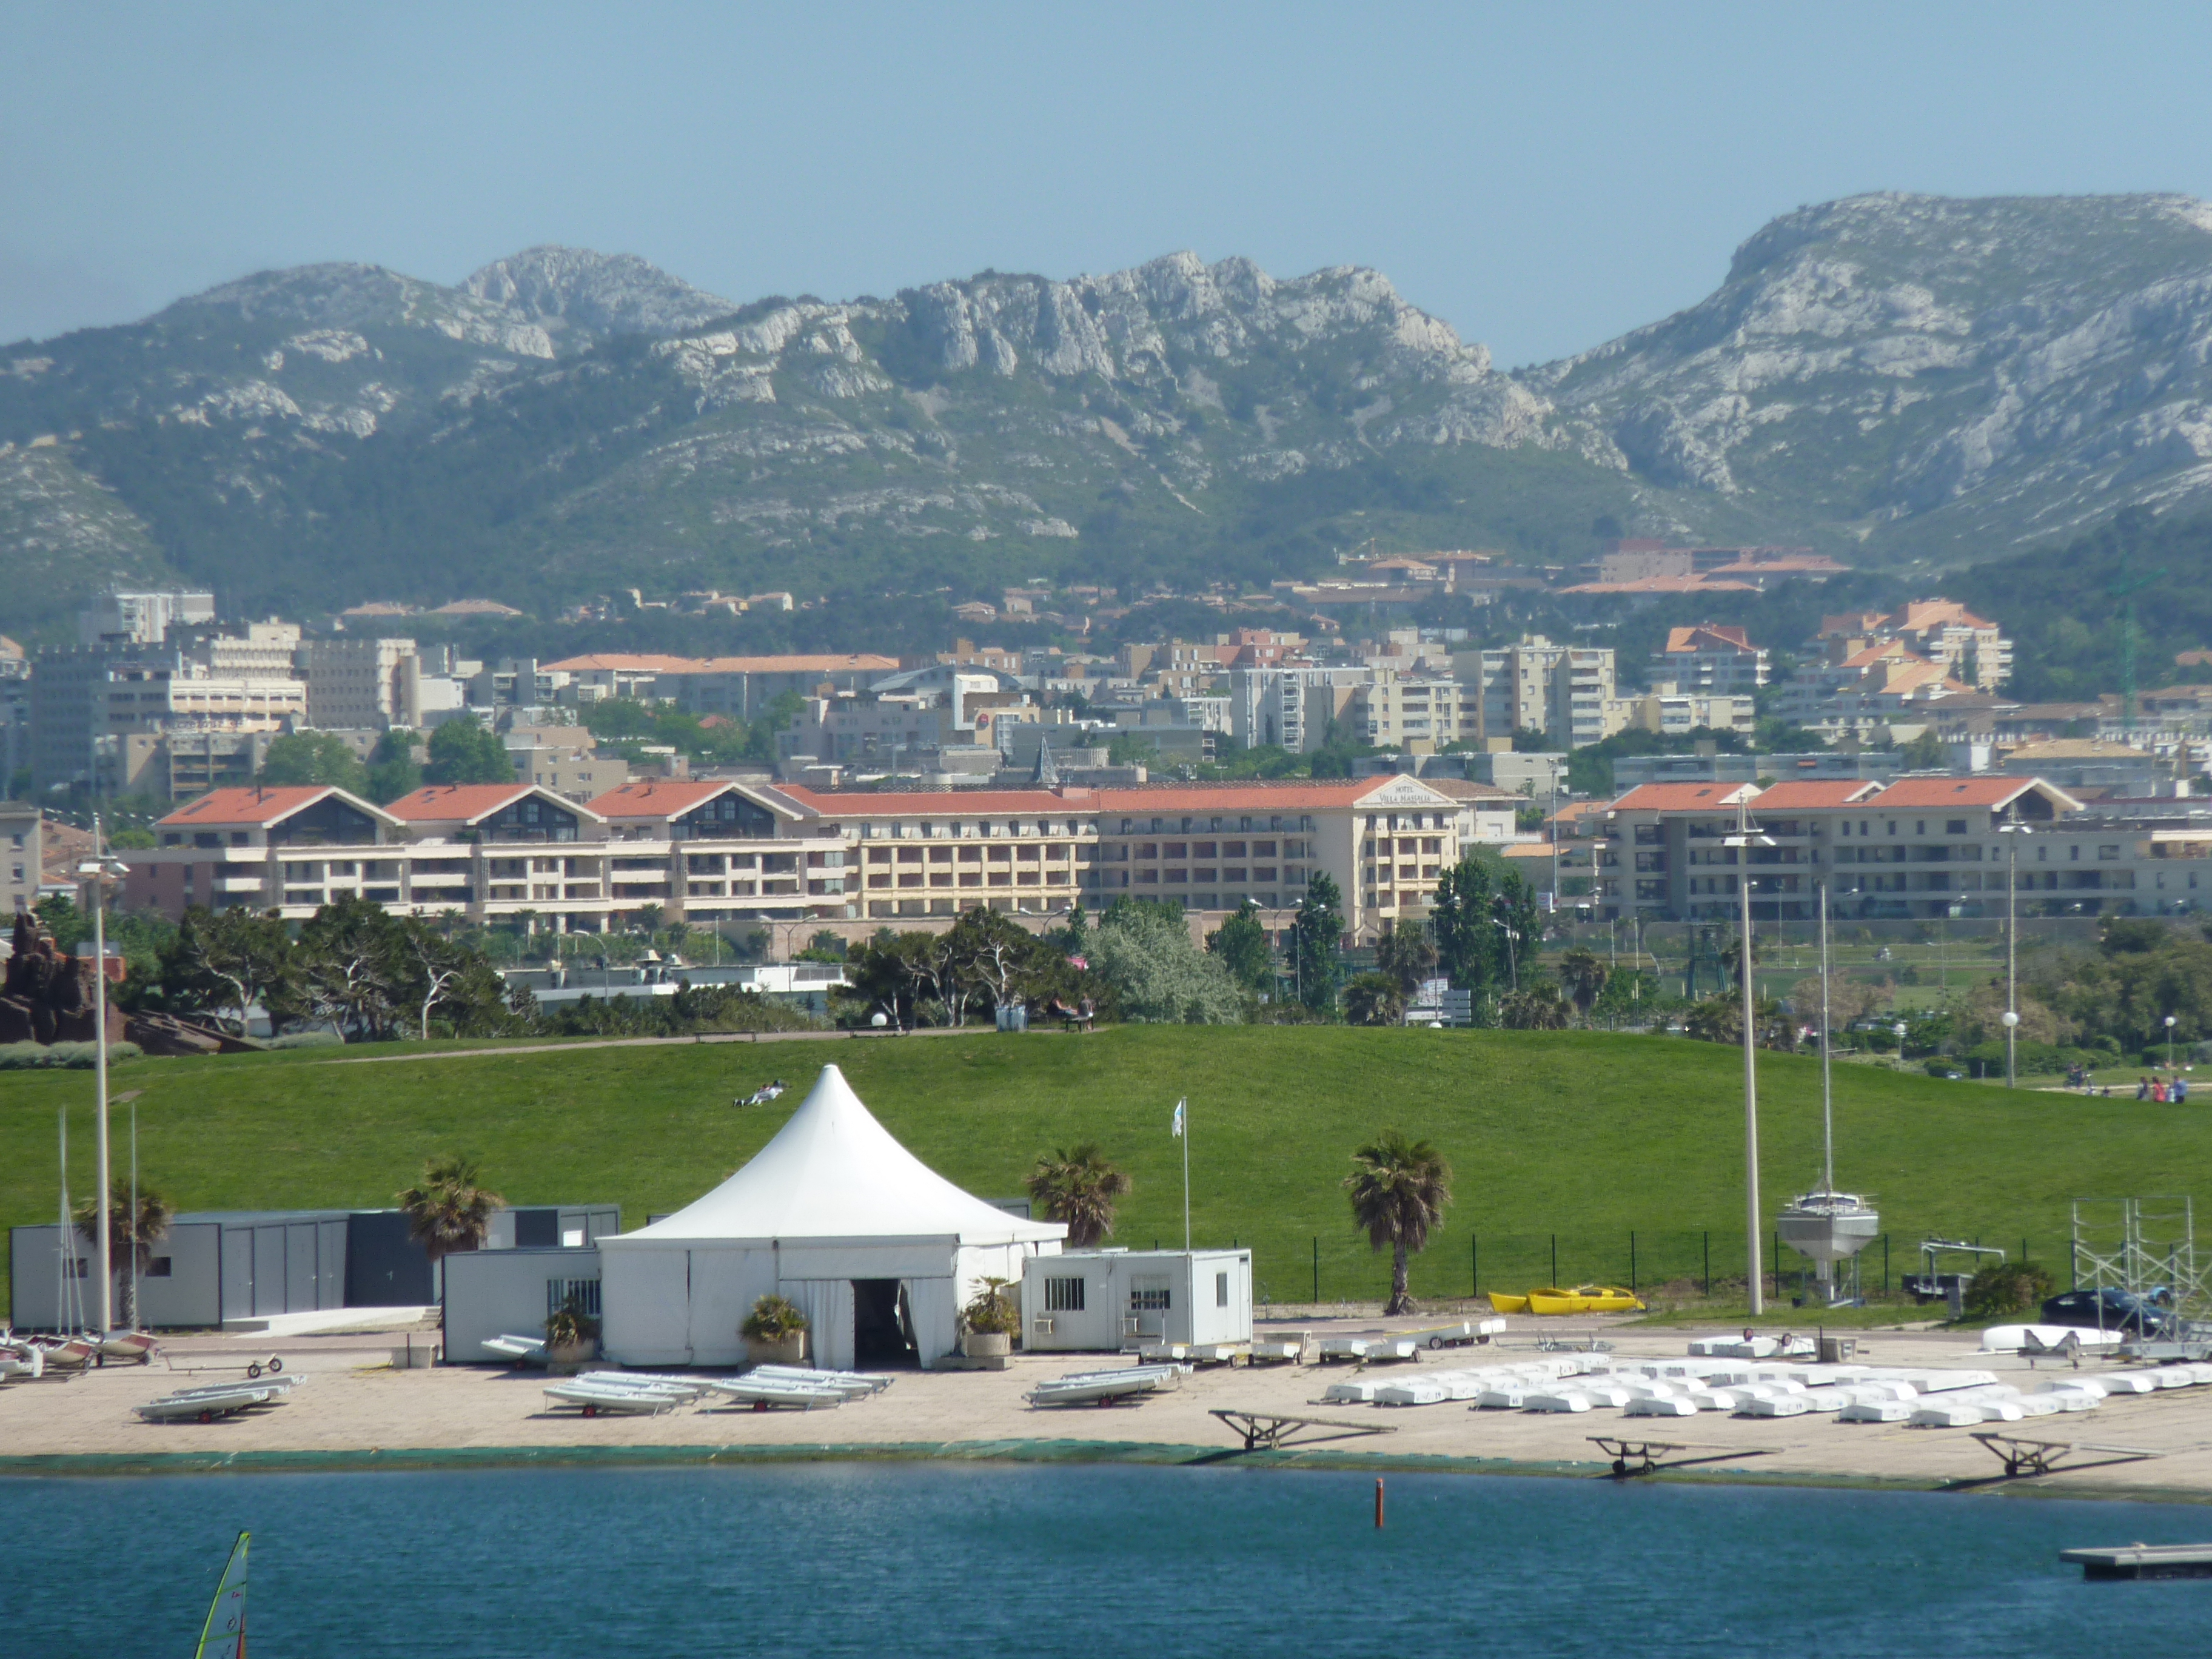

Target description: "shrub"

left=267, top=1030, right=344, bottom=1050
left=960, top=1277, right=1021, bottom=1336
left=0, top=1042, right=141, bottom=1070
left=1963, top=1261, right=2055, bottom=1321
left=544, top=1294, right=601, bottom=1349
left=740, top=1293, right=808, bottom=1341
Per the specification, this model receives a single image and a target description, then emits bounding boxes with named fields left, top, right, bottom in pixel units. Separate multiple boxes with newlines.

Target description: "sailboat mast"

left=1819, top=877, right=1835, bottom=1193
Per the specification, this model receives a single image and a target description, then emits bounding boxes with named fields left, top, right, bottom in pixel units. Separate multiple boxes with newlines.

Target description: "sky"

left=11, top=2, right=2212, bottom=364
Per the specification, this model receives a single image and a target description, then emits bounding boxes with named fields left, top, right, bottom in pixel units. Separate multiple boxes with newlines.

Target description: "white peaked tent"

left=598, top=1064, right=1066, bottom=1369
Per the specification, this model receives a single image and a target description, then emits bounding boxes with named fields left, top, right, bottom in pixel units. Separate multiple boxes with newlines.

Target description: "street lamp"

left=75, top=823, right=132, bottom=1338
left=2167, top=1013, right=2178, bottom=1071
left=1996, top=816, right=2034, bottom=1090
left=1893, top=1019, right=1909, bottom=1061
left=1724, top=796, right=1778, bottom=1316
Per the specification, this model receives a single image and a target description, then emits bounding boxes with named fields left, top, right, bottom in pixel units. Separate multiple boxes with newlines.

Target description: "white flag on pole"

left=1171, top=1099, right=1185, bottom=1138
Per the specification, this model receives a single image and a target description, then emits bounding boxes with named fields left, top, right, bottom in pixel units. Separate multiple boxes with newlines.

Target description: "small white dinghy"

left=1317, top=1336, right=1377, bottom=1362
left=481, top=1335, right=548, bottom=1364
left=543, top=1379, right=688, bottom=1416
left=1247, top=1332, right=1309, bottom=1364
left=137, top=1386, right=276, bottom=1423
left=700, top=1376, right=849, bottom=1410
left=746, top=1364, right=893, bottom=1399
left=1025, top=1364, right=1184, bottom=1407
left=575, top=1370, right=709, bottom=1401
left=1626, top=1395, right=1700, bottom=1418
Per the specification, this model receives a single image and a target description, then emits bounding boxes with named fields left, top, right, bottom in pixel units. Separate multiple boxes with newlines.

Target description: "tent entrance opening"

left=853, top=1279, right=915, bottom=1367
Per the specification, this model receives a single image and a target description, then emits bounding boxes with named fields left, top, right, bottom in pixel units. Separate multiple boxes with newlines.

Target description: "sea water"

left=6, top=1463, right=2211, bottom=1657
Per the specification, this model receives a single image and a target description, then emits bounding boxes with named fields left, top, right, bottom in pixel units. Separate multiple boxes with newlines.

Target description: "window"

left=1130, top=1285, right=1171, bottom=1311
left=147, top=1256, right=173, bottom=1278
left=1045, top=1277, right=1085, bottom=1312
left=1216, top=1272, right=1230, bottom=1308
left=546, top=1277, right=602, bottom=1318
left=1946, top=820, right=1968, bottom=836
left=2099, top=845, right=2120, bottom=861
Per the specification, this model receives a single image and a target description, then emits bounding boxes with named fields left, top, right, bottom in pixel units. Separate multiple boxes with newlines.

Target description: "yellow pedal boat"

left=1524, top=1284, right=1646, bottom=1315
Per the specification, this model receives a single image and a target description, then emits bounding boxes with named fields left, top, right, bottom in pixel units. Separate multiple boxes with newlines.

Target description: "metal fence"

left=1230, top=1227, right=2060, bottom=1308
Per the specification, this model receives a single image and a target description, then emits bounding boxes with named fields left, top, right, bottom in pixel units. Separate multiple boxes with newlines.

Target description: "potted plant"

left=741, top=1293, right=809, bottom=1366
left=960, top=1277, right=1019, bottom=1358
left=544, top=1295, right=601, bottom=1369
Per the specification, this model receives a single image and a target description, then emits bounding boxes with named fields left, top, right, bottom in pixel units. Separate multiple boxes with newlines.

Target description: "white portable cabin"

left=597, top=1065, right=1066, bottom=1370
left=1020, top=1248, right=1253, bottom=1351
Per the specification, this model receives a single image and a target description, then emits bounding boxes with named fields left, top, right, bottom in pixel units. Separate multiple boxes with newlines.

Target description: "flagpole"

left=1182, top=1102, right=1191, bottom=1254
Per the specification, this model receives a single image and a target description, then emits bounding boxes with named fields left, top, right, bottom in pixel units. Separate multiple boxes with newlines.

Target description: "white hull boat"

left=700, top=1377, right=848, bottom=1410
left=137, top=1386, right=275, bottom=1422
left=543, top=1381, right=686, bottom=1416
left=1025, top=1364, right=1183, bottom=1407
left=481, top=1335, right=548, bottom=1364
left=1247, top=1333, right=1309, bottom=1364
left=746, top=1364, right=893, bottom=1397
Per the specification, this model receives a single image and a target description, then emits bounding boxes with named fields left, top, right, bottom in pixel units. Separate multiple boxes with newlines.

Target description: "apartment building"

left=79, top=589, right=214, bottom=646
left=1467, top=637, right=1618, bottom=747
left=1655, top=625, right=1768, bottom=694
left=122, top=780, right=847, bottom=931
left=1612, top=689, right=1757, bottom=737
left=297, top=636, right=418, bottom=729
left=1587, top=775, right=2150, bottom=924
left=1, top=803, right=37, bottom=914
left=545, top=654, right=900, bottom=720
left=1225, top=666, right=1369, bottom=753
left=776, top=786, right=1093, bottom=922
left=1352, top=672, right=1480, bottom=752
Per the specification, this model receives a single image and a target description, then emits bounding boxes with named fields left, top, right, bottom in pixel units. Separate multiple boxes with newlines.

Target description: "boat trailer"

left=1967, top=1432, right=2164, bottom=1480
left=1587, top=1437, right=1775, bottom=1478
left=1209, top=1409, right=1401, bottom=1453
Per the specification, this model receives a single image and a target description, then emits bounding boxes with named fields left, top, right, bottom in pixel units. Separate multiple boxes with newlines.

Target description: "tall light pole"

left=1997, top=815, right=2033, bottom=1089
left=1725, top=795, right=1777, bottom=1315
left=76, top=823, right=130, bottom=1336
left=2166, top=1013, right=2178, bottom=1071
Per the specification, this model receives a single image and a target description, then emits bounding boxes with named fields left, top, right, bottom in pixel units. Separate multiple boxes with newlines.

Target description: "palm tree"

left=1500, top=984, right=1570, bottom=1030
left=1025, top=1144, right=1132, bottom=1248
left=1342, top=972, right=1406, bottom=1027
left=75, top=1179, right=173, bottom=1331
left=1374, top=920, right=1438, bottom=993
left=1555, top=947, right=1609, bottom=1018
left=1342, top=1130, right=1453, bottom=1316
left=395, top=1154, right=504, bottom=1270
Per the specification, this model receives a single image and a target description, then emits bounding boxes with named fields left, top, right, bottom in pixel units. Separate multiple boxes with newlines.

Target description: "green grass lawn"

left=4, top=1027, right=2200, bottom=1319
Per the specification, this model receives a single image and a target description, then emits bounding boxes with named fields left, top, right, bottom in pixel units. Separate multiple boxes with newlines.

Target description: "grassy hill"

left=3, top=1027, right=2191, bottom=1321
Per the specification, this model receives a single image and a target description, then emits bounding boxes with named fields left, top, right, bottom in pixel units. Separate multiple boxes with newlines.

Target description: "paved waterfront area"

left=8, top=1316, right=2212, bottom=1497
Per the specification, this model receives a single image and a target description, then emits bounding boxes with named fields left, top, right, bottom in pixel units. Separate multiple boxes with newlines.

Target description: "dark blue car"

left=2039, top=1287, right=2173, bottom=1338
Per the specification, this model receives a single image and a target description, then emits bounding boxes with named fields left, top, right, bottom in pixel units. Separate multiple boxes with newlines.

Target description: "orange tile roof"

left=544, top=652, right=900, bottom=676
left=777, top=786, right=1084, bottom=816
left=1664, top=623, right=1757, bottom=652
left=1746, top=780, right=1883, bottom=809
left=383, top=783, right=603, bottom=824
left=1560, top=576, right=1758, bottom=595
left=588, top=780, right=763, bottom=820
left=1864, top=777, right=2078, bottom=810
left=158, top=786, right=378, bottom=827
left=1840, top=641, right=1922, bottom=669
left=1866, top=777, right=2080, bottom=810
left=1606, top=782, right=1758, bottom=812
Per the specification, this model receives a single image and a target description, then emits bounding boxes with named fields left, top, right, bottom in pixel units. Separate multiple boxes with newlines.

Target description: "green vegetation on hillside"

left=2, top=1026, right=2188, bottom=1320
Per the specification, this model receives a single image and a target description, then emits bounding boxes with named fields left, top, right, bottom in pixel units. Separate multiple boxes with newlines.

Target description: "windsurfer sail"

left=193, top=1531, right=250, bottom=1659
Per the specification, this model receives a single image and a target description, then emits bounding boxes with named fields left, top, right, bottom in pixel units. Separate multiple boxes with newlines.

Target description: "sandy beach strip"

left=7, top=1321, right=2212, bottom=1501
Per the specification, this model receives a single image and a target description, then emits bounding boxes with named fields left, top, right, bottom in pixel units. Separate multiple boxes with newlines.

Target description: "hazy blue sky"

left=11, top=2, right=2212, bottom=363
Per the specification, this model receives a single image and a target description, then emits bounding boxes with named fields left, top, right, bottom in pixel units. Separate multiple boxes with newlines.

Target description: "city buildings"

left=1467, top=636, right=1619, bottom=748
left=1654, top=624, right=1769, bottom=694
left=1586, top=774, right=2210, bottom=924
left=1, top=802, right=37, bottom=914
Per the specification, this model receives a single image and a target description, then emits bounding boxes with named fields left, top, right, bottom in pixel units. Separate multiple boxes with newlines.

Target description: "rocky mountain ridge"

left=12, top=195, right=2212, bottom=631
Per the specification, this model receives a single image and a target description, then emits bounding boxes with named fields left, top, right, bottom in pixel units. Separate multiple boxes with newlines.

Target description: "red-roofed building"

left=1655, top=624, right=1769, bottom=695
left=1595, top=773, right=2099, bottom=924
left=124, top=786, right=403, bottom=917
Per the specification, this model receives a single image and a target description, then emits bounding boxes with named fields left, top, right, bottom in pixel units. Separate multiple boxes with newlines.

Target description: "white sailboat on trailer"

left=1775, top=879, right=1879, bottom=1305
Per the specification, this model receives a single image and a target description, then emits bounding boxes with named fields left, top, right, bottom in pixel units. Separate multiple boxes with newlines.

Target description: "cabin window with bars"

left=1128, top=1285, right=1171, bottom=1311
left=546, top=1278, right=602, bottom=1319
left=1044, top=1277, right=1085, bottom=1312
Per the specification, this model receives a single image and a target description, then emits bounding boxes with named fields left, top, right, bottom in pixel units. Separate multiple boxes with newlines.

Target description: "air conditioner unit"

left=1031, top=1318, right=1054, bottom=1336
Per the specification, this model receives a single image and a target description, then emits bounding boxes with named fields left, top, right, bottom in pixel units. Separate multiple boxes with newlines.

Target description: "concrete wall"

left=443, top=1246, right=603, bottom=1362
